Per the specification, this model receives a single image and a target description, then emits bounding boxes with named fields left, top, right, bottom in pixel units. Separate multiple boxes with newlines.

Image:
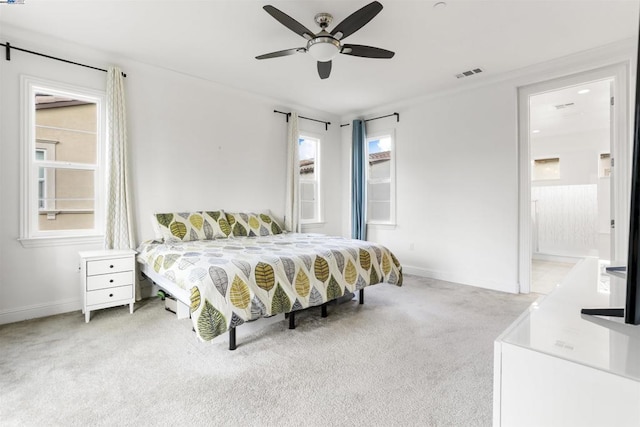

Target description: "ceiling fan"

left=255, top=1, right=395, bottom=79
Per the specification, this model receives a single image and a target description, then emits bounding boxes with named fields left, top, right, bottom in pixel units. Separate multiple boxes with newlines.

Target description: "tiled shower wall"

left=531, top=184, right=598, bottom=257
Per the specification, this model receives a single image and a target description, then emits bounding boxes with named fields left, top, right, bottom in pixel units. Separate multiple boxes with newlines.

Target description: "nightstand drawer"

left=87, top=257, right=134, bottom=276
left=86, top=285, right=133, bottom=306
left=86, top=271, right=133, bottom=291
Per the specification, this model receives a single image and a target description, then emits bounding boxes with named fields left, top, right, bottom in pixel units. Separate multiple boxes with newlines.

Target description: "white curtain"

left=105, top=67, right=135, bottom=252
left=285, top=112, right=300, bottom=232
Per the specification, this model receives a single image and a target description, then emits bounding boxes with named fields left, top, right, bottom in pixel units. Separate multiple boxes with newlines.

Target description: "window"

left=299, top=134, right=321, bottom=223
left=365, top=131, right=395, bottom=224
left=20, top=76, right=106, bottom=245
left=532, top=157, right=560, bottom=181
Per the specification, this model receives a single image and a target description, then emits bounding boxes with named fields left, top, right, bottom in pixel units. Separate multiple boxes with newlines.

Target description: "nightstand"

left=79, top=249, right=136, bottom=323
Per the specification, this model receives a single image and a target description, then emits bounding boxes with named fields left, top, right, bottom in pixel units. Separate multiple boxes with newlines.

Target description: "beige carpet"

left=0, top=275, right=536, bottom=426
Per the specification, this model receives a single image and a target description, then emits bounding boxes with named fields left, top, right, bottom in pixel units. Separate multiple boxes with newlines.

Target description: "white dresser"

left=80, top=249, right=136, bottom=323
left=494, top=257, right=640, bottom=426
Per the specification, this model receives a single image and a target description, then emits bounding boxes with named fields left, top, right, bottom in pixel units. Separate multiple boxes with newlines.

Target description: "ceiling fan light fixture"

left=257, top=3, right=394, bottom=79
left=307, top=37, right=341, bottom=62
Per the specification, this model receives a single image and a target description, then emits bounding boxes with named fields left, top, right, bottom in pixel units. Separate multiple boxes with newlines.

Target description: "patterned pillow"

left=225, top=211, right=284, bottom=237
left=201, top=210, right=232, bottom=239
left=154, top=212, right=207, bottom=242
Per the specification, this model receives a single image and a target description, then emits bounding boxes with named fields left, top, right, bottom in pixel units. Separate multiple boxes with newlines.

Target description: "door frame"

left=518, top=63, right=630, bottom=293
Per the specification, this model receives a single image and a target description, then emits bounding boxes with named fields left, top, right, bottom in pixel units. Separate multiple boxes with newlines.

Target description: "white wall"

left=344, top=84, right=520, bottom=293
left=532, top=129, right=609, bottom=187
left=125, top=61, right=342, bottom=242
left=0, top=28, right=341, bottom=324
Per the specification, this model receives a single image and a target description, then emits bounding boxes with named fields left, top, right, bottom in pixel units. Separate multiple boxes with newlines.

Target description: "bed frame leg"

left=289, top=311, right=296, bottom=329
left=359, top=289, right=364, bottom=305
left=229, top=327, right=237, bottom=351
left=321, top=303, right=328, bottom=318
left=176, top=300, right=190, bottom=319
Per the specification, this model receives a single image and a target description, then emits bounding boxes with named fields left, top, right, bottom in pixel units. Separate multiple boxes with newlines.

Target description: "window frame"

left=19, top=75, right=106, bottom=247
left=35, top=148, right=47, bottom=210
left=298, top=131, right=322, bottom=225
left=365, top=129, right=396, bottom=226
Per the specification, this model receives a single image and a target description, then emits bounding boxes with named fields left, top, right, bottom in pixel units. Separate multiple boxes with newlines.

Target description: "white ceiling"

left=0, top=0, right=638, bottom=117
left=531, top=79, right=612, bottom=139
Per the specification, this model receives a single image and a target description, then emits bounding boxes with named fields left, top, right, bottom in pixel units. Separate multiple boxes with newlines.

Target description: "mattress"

left=137, top=233, right=403, bottom=341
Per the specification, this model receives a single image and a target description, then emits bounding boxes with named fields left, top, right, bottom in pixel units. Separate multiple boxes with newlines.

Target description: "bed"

left=137, top=211, right=403, bottom=349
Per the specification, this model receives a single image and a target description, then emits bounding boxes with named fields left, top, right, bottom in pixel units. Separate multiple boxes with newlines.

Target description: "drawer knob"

left=109, top=293, right=114, bottom=297
left=109, top=265, right=114, bottom=268
left=109, top=279, right=114, bottom=283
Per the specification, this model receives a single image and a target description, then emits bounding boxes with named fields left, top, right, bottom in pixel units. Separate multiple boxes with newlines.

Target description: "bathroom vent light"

left=455, top=68, right=483, bottom=79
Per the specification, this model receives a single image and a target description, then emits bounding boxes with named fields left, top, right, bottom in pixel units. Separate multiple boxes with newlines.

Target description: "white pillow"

left=150, top=213, right=163, bottom=241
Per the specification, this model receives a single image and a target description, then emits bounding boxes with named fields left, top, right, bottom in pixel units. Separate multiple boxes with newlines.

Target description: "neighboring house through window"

left=365, top=131, right=395, bottom=225
left=20, top=76, right=106, bottom=245
left=299, top=134, right=321, bottom=223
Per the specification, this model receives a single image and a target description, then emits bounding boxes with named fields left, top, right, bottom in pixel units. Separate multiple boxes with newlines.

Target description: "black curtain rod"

left=1, top=42, right=127, bottom=77
left=274, top=110, right=331, bottom=131
left=340, top=112, right=400, bottom=127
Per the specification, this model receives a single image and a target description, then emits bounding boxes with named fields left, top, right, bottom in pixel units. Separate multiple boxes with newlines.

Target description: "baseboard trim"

left=532, top=253, right=583, bottom=264
left=0, top=298, right=81, bottom=325
left=402, top=265, right=518, bottom=294
left=1, top=267, right=518, bottom=325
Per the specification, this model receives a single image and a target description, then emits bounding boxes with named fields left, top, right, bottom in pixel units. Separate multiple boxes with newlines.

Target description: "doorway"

left=518, top=64, right=630, bottom=294
left=529, top=80, right=611, bottom=293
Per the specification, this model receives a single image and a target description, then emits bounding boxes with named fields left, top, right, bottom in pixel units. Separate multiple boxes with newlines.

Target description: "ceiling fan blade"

left=263, top=5, right=315, bottom=40
left=341, top=44, right=395, bottom=59
left=330, top=1, right=383, bottom=40
left=256, top=48, right=306, bottom=60
left=317, top=61, right=332, bottom=79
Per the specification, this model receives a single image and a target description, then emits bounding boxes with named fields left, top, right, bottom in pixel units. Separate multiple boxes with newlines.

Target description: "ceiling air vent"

left=554, top=102, right=575, bottom=110
left=455, top=68, right=483, bottom=79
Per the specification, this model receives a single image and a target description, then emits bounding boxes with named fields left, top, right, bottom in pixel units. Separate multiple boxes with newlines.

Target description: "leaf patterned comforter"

left=137, top=233, right=403, bottom=342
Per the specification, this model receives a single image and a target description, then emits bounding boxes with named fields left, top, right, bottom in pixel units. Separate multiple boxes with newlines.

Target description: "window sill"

left=38, top=210, right=96, bottom=221
left=19, top=234, right=104, bottom=248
